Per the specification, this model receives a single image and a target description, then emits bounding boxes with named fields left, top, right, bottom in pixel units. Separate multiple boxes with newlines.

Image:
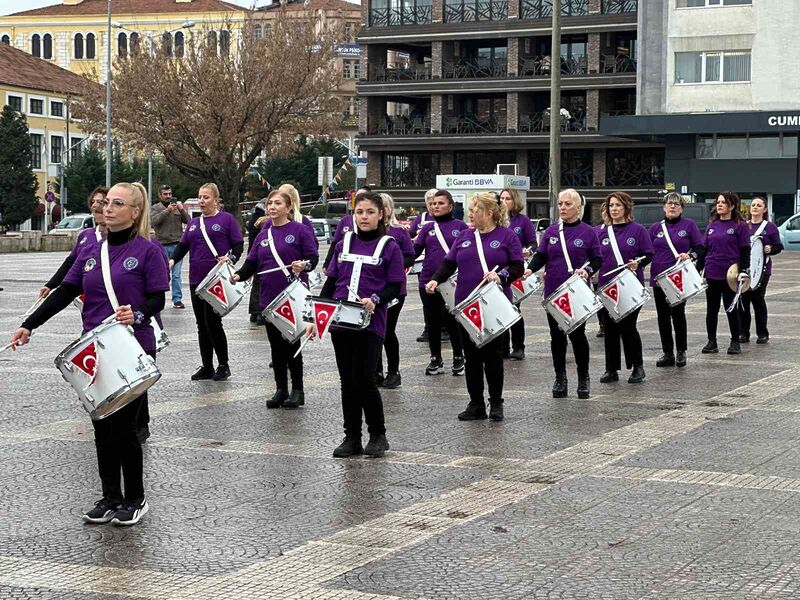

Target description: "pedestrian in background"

left=151, top=184, right=189, bottom=309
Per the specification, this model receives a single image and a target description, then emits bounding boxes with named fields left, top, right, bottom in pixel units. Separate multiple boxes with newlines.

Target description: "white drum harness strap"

left=341, top=231, right=392, bottom=302
left=558, top=221, right=574, bottom=273
left=199, top=214, right=220, bottom=258
left=660, top=220, right=680, bottom=260
left=605, top=224, right=625, bottom=268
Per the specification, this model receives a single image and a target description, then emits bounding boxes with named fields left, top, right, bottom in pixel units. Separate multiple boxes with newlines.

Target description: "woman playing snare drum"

left=529, top=189, right=602, bottom=400
left=426, top=193, right=524, bottom=422
left=648, top=192, right=704, bottom=368
left=10, top=182, right=169, bottom=526
left=170, top=183, right=243, bottom=381
left=596, top=192, right=653, bottom=385
left=233, top=189, right=318, bottom=409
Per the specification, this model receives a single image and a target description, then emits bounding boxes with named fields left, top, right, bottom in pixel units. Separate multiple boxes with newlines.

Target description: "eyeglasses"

left=664, top=200, right=682, bottom=207
left=101, top=198, right=134, bottom=209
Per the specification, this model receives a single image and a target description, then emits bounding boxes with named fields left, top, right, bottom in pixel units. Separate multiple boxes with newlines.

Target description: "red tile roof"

left=0, top=42, right=94, bottom=96
left=258, top=0, right=360, bottom=12
left=9, top=0, right=246, bottom=17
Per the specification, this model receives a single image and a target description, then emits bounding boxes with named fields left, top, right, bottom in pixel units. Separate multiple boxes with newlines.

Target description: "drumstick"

left=20, top=297, right=44, bottom=319
left=602, top=256, right=646, bottom=278
left=1, top=340, right=22, bottom=353
left=347, top=285, right=362, bottom=302
left=257, top=261, right=309, bottom=276
left=464, top=266, right=499, bottom=300
left=293, top=332, right=313, bottom=358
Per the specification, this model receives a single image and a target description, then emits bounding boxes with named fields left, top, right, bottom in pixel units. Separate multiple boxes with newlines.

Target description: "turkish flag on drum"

left=274, top=299, right=296, bottom=326
left=602, top=283, right=619, bottom=305
left=208, top=278, right=228, bottom=306
left=667, top=271, right=684, bottom=292
left=552, top=292, right=573, bottom=318
left=461, top=299, right=483, bottom=332
left=71, top=342, right=98, bottom=383
left=312, top=301, right=339, bottom=339
left=511, top=278, right=525, bottom=293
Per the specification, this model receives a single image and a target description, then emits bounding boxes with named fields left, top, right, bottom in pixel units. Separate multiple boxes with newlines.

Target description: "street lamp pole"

left=548, top=0, right=562, bottom=221
left=105, top=0, right=112, bottom=187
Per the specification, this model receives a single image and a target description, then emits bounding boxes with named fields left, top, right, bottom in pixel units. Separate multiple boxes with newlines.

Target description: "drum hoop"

left=92, top=371, right=161, bottom=420
left=454, top=281, right=502, bottom=312
left=197, top=261, right=230, bottom=290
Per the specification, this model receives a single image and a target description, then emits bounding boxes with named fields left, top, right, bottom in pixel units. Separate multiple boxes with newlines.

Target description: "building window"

left=454, top=151, right=515, bottom=174
left=254, top=24, right=263, bottom=38
left=529, top=150, right=593, bottom=187
left=207, top=30, right=218, bottom=54
left=444, top=0, right=508, bottom=23
left=43, top=34, right=53, bottom=59
left=29, top=98, right=44, bottom=114
left=696, top=134, right=798, bottom=159
left=174, top=31, right=185, bottom=58
left=86, top=33, right=96, bottom=59
left=30, top=134, right=42, bottom=169
left=370, top=0, right=433, bottom=26
left=382, top=152, right=440, bottom=187
left=161, top=31, right=173, bottom=57
left=31, top=34, right=41, bottom=57
left=677, top=0, right=751, bottom=6
left=51, top=135, right=63, bottom=164
left=70, top=137, right=83, bottom=162
left=1, top=35, right=9, bottom=45
left=130, top=32, right=140, bottom=56
left=8, top=95, right=22, bottom=112
left=74, top=33, right=84, bottom=59
left=219, top=30, right=230, bottom=56
left=606, top=148, right=664, bottom=186
left=265, top=24, right=272, bottom=35
left=118, top=32, right=127, bottom=58
left=343, top=60, right=352, bottom=79
left=345, top=23, right=354, bottom=41
left=675, top=51, right=751, bottom=83
left=50, top=101, right=64, bottom=117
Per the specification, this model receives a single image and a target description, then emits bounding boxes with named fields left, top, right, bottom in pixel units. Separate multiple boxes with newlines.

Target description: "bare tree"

left=74, top=12, right=343, bottom=214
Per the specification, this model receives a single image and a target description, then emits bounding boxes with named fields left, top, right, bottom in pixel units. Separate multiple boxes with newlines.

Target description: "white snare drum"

left=543, top=273, right=602, bottom=334
left=655, top=259, right=706, bottom=307
left=263, top=279, right=311, bottom=343
left=73, top=294, right=85, bottom=311
left=195, top=262, right=250, bottom=317
left=437, top=273, right=458, bottom=312
left=302, top=296, right=371, bottom=331
left=454, top=282, right=521, bottom=348
left=151, top=318, right=170, bottom=353
left=511, top=274, right=542, bottom=305
left=749, top=237, right=765, bottom=290
left=409, top=256, right=424, bottom=275
left=597, top=269, right=651, bottom=322
left=55, top=318, right=161, bottom=420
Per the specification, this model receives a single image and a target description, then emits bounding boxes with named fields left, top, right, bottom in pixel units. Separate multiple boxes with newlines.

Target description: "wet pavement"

left=2, top=248, right=800, bottom=599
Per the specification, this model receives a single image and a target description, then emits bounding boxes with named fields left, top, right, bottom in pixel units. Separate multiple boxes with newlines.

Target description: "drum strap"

left=341, top=231, right=392, bottom=302
left=558, top=221, right=574, bottom=273
left=605, top=225, right=625, bottom=267
left=100, top=241, right=121, bottom=312
left=660, top=220, right=680, bottom=260
left=751, top=221, right=769, bottom=266
left=433, top=222, right=451, bottom=254
left=199, top=215, right=220, bottom=258
left=474, top=230, right=489, bottom=274
left=266, top=227, right=290, bottom=278
left=94, top=227, right=102, bottom=243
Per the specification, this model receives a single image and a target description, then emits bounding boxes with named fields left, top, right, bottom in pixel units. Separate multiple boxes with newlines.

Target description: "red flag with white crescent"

left=273, top=298, right=295, bottom=326
left=461, top=299, right=483, bottom=332
left=602, top=283, right=619, bottom=305
left=552, top=292, right=573, bottom=318
left=511, top=278, right=525, bottom=293
left=71, top=341, right=98, bottom=383
left=208, top=278, right=228, bottom=306
left=667, top=271, right=684, bottom=292
left=313, top=301, right=339, bottom=339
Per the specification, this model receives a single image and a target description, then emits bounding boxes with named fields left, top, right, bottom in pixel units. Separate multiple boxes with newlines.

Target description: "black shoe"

left=136, top=425, right=150, bottom=444
left=596, top=329, right=605, bottom=338
left=284, top=390, right=305, bottom=409
left=212, top=364, right=231, bottom=381
left=488, top=399, right=504, bottom=422
left=425, top=356, right=444, bottom=375
left=268, top=361, right=273, bottom=368
left=756, top=336, right=769, bottom=345
left=452, top=356, right=465, bottom=376
left=173, top=302, right=185, bottom=309
left=738, top=334, right=750, bottom=343
left=600, top=370, right=619, bottom=383
left=628, top=365, right=645, bottom=384
left=83, top=497, right=121, bottom=524
left=676, top=350, right=687, bottom=368
left=364, top=434, right=390, bottom=457
left=701, top=340, right=718, bottom=354
left=577, top=373, right=590, bottom=399
left=656, top=353, right=675, bottom=368
left=727, top=340, right=741, bottom=355
left=382, top=372, right=401, bottom=389
left=266, top=389, right=288, bottom=409
left=509, top=348, right=525, bottom=361
left=249, top=313, right=258, bottom=323
left=333, top=437, right=363, bottom=458
left=375, top=372, right=385, bottom=387
left=416, top=328, right=429, bottom=343
left=256, top=315, right=266, bottom=326
left=191, top=366, right=214, bottom=381
left=458, top=401, right=487, bottom=421
left=552, top=372, right=568, bottom=398
left=111, top=498, right=149, bottom=526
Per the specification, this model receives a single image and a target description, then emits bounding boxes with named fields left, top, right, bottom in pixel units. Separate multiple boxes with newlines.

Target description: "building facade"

left=355, top=0, right=662, bottom=218
left=602, top=0, right=800, bottom=221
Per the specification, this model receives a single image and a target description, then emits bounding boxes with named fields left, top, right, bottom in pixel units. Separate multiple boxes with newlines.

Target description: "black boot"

left=191, top=366, right=214, bottom=381
left=333, top=436, right=363, bottom=458
left=416, top=327, right=429, bottom=343
left=656, top=353, right=675, bottom=367
left=382, top=372, right=401, bottom=389
left=364, top=434, right=390, bottom=458
left=600, top=370, right=619, bottom=383
left=213, top=364, right=231, bottom=381
left=701, top=339, right=718, bottom=354
left=727, top=340, right=741, bottom=355
left=577, top=372, right=590, bottom=399
left=266, top=389, right=288, bottom=409
left=284, top=389, right=305, bottom=409
left=552, top=372, right=568, bottom=398
left=509, top=347, right=525, bottom=361
left=675, top=350, right=687, bottom=367
left=628, top=364, right=645, bottom=384
left=458, top=401, right=487, bottom=421
left=488, top=399, right=504, bottom=422
left=738, top=333, right=750, bottom=343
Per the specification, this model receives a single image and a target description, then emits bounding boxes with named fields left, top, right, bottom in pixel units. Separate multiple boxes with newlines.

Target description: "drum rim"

left=90, top=371, right=161, bottom=420
left=196, top=260, right=233, bottom=290
left=599, top=267, right=641, bottom=291
left=453, top=280, right=506, bottom=312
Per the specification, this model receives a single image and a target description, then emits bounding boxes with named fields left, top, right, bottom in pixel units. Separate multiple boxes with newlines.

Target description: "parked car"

left=310, top=218, right=338, bottom=244
left=50, top=213, right=94, bottom=234
left=530, top=218, right=551, bottom=244
left=778, top=212, right=800, bottom=251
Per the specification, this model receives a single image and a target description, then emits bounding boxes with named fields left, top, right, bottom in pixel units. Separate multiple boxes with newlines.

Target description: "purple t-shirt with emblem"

left=246, top=220, right=318, bottom=308
left=410, top=212, right=433, bottom=238
left=63, top=236, right=170, bottom=354
left=414, top=218, right=470, bottom=288
left=261, top=215, right=317, bottom=247
left=179, top=211, right=243, bottom=285
left=325, top=234, right=405, bottom=338
left=648, top=217, right=703, bottom=286
left=445, top=226, right=523, bottom=305
left=703, top=219, right=750, bottom=281
left=508, top=214, right=537, bottom=250
left=597, top=222, right=653, bottom=286
left=70, top=227, right=104, bottom=261
left=331, top=214, right=356, bottom=247
left=388, top=224, right=414, bottom=297
left=748, top=220, right=781, bottom=276
left=536, top=221, right=602, bottom=297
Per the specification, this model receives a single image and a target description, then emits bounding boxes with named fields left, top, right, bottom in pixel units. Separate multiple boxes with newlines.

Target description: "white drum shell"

left=543, top=273, right=603, bottom=334
left=655, top=259, right=707, bottom=307
left=55, top=319, right=161, bottom=420
left=195, top=262, right=250, bottom=317
left=263, top=279, right=311, bottom=343
left=749, top=237, right=765, bottom=290
left=454, top=282, right=521, bottom=348
left=511, top=274, right=542, bottom=305
left=597, top=269, right=651, bottom=322
left=151, top=318, right=170, bottom=353
left=301, top=296, right=372, bottom=331
left=437, top=273, right=458, bottom=312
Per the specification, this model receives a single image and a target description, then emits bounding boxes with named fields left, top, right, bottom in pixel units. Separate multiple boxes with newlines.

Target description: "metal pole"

left=147, top=155, right=153, bottom=203
left=548, top=0, right=562, bottom=222
left=105, top=0, right=112, bottom=186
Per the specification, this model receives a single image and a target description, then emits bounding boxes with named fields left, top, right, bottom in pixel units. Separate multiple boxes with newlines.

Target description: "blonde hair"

left=111, top=182, right=151, bottom=239
left=424, top=188, right=438, bottom=203
left=199, top=182, right=220, bottom=199
left=501, top=188, right=524, bottom=216
left=471, top=192, right=508, bottom=228
left=601, top=191, right=634, bottom=226
left=558, top=188, right=585, bottom=220
left=381, top=193, right=399, bottom=226
left=278, top=183, right=303, bottom=222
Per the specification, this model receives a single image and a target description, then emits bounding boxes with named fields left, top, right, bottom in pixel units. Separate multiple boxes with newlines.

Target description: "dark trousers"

left=265, top=322, right=303, bottom=391
left=547, top=313, right=590, bottom=376
left=739, top=274, right=770, bottom=338
left=601, top=307, right=643, bottom=371
left=248, top=276, right=262, bottom=315
left=419, top=289, right=463, bottom=359
left=460, top=324, right=504, bottom=404
left=653, top=286, right=687, bottom=354
left=706, top=278, right=740, bottom=341
left=377, top=297, right=405, bottom=375
left=501, top=315, right=526, bottom=352
left=331, top=330, right=386, bottom=439
left=190, top=285, right=229, bottom=368
left=93, top=393, right=146, bottom=502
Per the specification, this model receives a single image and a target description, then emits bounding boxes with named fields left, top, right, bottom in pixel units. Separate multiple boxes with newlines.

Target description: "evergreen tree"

left=0, top=105, right=38, bottom=227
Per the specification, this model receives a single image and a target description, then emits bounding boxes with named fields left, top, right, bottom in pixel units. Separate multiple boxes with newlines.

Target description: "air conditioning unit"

left=496, top=163, right=518, bottom=175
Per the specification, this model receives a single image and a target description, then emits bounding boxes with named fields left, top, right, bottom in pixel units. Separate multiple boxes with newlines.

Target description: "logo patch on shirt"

left=461, top=240, right=472, bottom=248
left=260, top=239, right=270, bottom=247
left=79, top=237, right=87, bottom=245
left=574, top=239, right=584, bottom=248
left=343, top=226, right=351, bottom=233
left=514, top=226, right=522, bottom=234
left=189, top=225, right=197, bottom=232
left=727, top=227, right=735, bottom=235
left=84, top=258, right=96, bottom=272
left=708, top=228, right=714, bottom=235
left=626, top=237, right=636, bottom=246
left=211, top=224, right=222, bottom=232
left=602, top=238, right=610, bottom=246
left=451, top=230, right=460, bottom=237
left=490, top=240, right=501, bottom=249
left=549, top=236, right=558, bottom=245
left=123, top=257, right=139, bottom=270
left=677, top=230, right=687, bottom=238
left=285, top=234, right=295, bottom=244
left=428, top=230, right=436, bottom=237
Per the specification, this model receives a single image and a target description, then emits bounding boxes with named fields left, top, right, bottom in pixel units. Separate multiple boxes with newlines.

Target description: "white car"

left=778, top=212, right=800, bottom=251
left=50, top=214, right=94, bottom=235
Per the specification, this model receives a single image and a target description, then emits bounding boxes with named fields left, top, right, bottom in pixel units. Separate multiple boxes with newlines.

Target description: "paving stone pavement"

left=1, top=249, right=800, bottom=599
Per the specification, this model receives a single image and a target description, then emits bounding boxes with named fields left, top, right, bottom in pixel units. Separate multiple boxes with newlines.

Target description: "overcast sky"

left=0, top=0, right=280, bottom=16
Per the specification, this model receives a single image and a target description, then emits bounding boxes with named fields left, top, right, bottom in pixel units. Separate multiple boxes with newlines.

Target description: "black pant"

left=248, top=276, right=262, bottom=315
left=501, top=315, right=525, bottom=352
left=265, top=322, right=303, bottom=391
left=190, top=284, right=229, bottom=368
left=377, top=296, right=405, bottom=375
left=601, top=307, right=643, bottom=371
left=547, top=313, right=590, bottom=376
left=706, top=278, right=740, bottom=341
left=653, top=286, right=687, bottom=354
left=93, top=393, right=146, bottom=502
left=419, top=289, right=463, bottom=359
left=331, top=330, right=385, bottom=439
left=461, top=324, right=504, bottom=404
left=739, top=273, right=770, bottom=338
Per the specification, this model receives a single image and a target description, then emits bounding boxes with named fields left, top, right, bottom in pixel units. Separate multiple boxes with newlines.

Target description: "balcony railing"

left=373, top=115, right=431, bottom=135
left=601, top=0, right=637, bottom=14
left=520, top=0, right=588, bottom=19
left=383, top=167, right=437, bottom=188
left=369, top=63, right=433, bottom=81
left=601, top=54, right=637, bottom=74
left=443, top=0, right=508, bottom=23
left=443, top=58, right=508, bottom=79
left=529, top=161, right=592, bottom=187
left=442, top=115, right=507, bottom=134
left=602, top=108, right=635, bottom=116
left=369, top=4, right=433, bottom=27
left=518, top=111, right=587, bottom=133
left=517, top=55, right=587, bottom=77
left=606, top=151, right=664, bottom=187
